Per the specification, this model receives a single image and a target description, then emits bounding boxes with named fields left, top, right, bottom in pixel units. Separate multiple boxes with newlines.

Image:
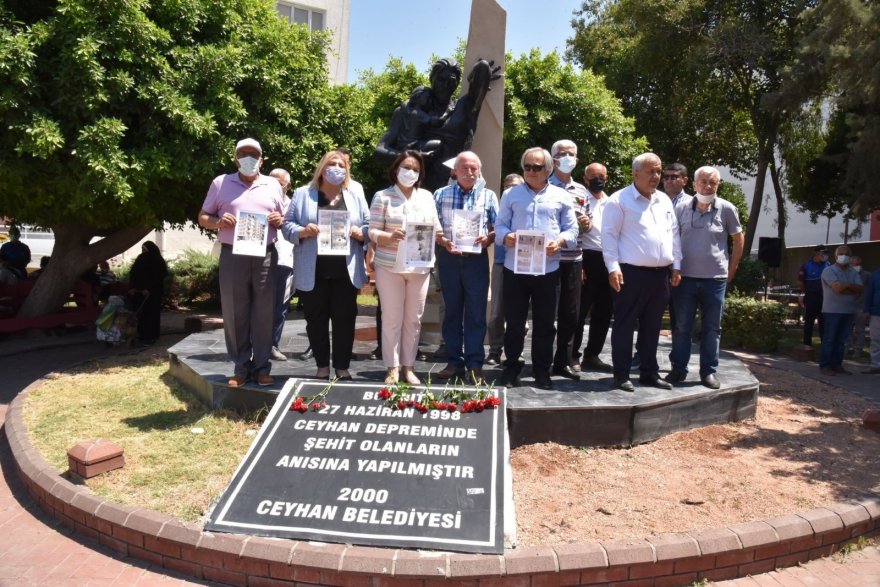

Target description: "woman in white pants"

left=368, top=150, right=443, bottom=384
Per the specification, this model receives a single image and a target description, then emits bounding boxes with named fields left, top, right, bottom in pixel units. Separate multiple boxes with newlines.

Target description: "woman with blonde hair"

left=282, top=150, right=370, bottom=380
left=369, top=150, right=443, bottom=384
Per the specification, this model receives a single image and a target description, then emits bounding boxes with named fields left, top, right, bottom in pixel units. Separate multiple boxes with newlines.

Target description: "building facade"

left=275, top=0, right=350, bottom=85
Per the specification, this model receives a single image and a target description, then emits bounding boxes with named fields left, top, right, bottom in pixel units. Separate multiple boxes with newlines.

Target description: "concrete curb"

left=7, top=378, right=880, bottom=587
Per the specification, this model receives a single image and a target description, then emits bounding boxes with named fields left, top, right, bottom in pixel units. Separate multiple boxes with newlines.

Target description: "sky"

left=346, top=0, right=585, bottom=82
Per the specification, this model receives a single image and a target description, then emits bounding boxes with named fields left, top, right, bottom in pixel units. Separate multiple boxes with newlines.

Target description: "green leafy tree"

left=568, top=0, right=817, bottom=253
left=0, top=0, right=333, bottom=316
left=773, top=0, right=880, bottom=216
left=503, top=49, right=648, bottom=190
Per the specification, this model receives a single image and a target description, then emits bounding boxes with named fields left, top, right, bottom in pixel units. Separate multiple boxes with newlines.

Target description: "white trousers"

left=375, top=265, right=430, bottom=368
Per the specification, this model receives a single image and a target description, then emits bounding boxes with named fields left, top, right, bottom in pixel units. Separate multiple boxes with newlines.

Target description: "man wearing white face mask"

left=667, top=166, right=744, bottom=389
left=819, top=245, right=863, bottom=376
left=198, top=138, right=285, bottom=388
left=549, top=140, right=592, bottom=380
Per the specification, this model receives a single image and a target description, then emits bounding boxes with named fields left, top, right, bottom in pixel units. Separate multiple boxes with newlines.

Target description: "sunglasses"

left=662, top=174, right=681, bottom=180
left=522, top=164, right=545, bottom=172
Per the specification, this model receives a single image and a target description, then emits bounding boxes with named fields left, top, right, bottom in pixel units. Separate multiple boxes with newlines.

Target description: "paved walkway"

left=1, top=316, right=879, bottom=586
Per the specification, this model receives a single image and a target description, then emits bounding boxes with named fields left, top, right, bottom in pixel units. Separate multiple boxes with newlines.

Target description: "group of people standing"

left=798, top=245, right=880, bottom=376
left=198, top=137, right=747, bottom=392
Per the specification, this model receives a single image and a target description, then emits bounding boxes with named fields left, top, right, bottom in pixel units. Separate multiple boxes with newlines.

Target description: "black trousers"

left=503, top=268, right=559, bottom=372
left=803, top=289, right=824, bottom=345
left=573, top=250, right=613, bottom=360
left=301, top=277, right=358, bottom=370
left=132, top=289, right=161, bottom=342
left=610, top=264, right=670, bottom=380
left=553, top=260, right=582, bottom=368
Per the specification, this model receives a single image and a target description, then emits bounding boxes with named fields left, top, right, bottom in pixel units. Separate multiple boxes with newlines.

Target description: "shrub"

left=729, top=255, right=766, bottom=297
left=722, top=295, right=786, bottom=352
left=167, top=249, right=220, bottom=309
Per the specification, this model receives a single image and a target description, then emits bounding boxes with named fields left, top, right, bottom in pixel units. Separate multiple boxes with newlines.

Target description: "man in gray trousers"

left=198, top=138, right=285, bottom=387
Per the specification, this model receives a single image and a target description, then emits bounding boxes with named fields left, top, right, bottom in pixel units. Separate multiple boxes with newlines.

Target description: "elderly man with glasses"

left=666, top=166, right=744, bottom=389
left=495, top=147, right=579, bottom=390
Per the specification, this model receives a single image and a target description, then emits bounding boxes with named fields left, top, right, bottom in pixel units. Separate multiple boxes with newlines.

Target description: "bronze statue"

left=374, top=57, right=500, bottom=192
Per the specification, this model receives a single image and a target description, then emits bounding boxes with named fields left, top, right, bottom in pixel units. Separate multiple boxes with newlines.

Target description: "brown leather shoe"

left=465, top=367, right=486, bottom=385
left=256, top=374, right=275, bottom=386
left=228, top=374, right=248, bottom=387
left=436, top=364, right=465, bottom=379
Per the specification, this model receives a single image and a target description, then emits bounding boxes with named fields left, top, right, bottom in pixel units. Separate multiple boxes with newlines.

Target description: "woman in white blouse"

left=368, top=150, right=443, bottom=385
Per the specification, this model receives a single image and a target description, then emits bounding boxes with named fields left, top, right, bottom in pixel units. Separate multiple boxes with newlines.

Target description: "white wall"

left=718, top=167, right=869, bottom=252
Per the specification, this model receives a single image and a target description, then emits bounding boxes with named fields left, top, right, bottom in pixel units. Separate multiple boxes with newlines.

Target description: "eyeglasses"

left=662, top=174, right=681, bottom=180
left=522, top=164, right=545, bottom=173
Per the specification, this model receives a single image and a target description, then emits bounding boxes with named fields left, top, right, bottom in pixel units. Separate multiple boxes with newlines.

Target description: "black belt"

left=620, top=263, right=671, bottom=272
left=583, top=249, right=603, bottom=256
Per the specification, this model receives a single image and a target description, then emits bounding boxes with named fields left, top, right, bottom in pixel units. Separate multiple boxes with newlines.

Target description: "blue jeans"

left=670, top=277, right=727, bottom=376
left=820, top=312, right=854, bottom=369
left=437, top=249, right=489, bottom=369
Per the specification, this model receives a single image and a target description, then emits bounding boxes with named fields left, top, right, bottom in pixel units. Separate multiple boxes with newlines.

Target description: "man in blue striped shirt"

left=434, top=151, right=499, bottom=384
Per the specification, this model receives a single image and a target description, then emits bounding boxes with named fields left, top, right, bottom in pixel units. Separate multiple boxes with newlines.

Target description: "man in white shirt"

left=602, top=153, right=682, bottom=392
left=269, top=168, right=293, bottom=361
left=572, top=162, right=613, bottom=373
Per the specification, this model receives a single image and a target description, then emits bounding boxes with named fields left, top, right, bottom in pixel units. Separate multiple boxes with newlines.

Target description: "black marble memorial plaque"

left=206, top=379, right=507, bottom=554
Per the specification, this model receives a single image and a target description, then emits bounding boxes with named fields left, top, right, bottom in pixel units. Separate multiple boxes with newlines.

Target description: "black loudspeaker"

left=758, top=237, right=782, bottom=268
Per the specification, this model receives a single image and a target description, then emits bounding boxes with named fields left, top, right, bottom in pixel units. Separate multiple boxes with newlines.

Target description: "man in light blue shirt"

left=495, top=147, right=579, bottom=390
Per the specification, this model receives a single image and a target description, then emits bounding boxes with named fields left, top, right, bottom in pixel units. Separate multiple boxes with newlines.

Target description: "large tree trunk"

left=743, top=151, right=769, bottom=255
left=17, top=224, right=151, bottom=318
left=769, top=161, right=786, bottom=247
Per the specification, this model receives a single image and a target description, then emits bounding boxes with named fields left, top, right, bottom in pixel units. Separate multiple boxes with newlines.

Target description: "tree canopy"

left=774, top=0, right=880, bottom=220
left=502, top=49, right=648, bottom=191
left=567, top=0, right=818, bottom=253
left=0, top=0, right=336, bottom=315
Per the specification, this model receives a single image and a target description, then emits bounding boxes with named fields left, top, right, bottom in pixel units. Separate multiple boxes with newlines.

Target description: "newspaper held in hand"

left=451, top=209, right=483, bottom=254
left=513, top=230, right=546, bottom=275
left=402, top=220, right=435, bottom=269
left=317, top=210, right=351, bottom=256
left=232, top=210, right=269, bottom=257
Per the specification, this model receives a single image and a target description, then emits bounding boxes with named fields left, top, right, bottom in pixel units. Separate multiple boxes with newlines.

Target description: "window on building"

left=275, top=2, right=325, bottom=31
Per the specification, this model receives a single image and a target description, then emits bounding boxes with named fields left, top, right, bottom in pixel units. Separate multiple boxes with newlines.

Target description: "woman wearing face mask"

left=369, top=150, right=443, bottom=384
left=282, top=151, right=370, bottom=381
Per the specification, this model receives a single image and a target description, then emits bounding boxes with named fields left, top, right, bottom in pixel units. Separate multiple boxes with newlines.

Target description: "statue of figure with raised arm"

left=374, top=57, right=500, bottom=192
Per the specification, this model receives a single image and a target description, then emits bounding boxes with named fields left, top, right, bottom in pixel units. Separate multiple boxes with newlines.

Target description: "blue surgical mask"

left=837, top=254, right=850, bottom=265
left=237, top=156, right=260, bottom=176
left=323, top=166, right=347, bottom=186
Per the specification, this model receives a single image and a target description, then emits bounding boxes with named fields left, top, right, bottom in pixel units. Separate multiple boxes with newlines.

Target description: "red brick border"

left=6, top=383, right=880, bottom=587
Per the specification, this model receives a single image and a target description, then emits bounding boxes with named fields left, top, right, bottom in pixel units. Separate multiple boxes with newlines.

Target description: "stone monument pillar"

left=463, top=0, right=506, bottom=196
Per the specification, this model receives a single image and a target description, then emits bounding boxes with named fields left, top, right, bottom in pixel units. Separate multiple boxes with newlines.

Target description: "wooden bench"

left=0, top=279, right=101, bottom=334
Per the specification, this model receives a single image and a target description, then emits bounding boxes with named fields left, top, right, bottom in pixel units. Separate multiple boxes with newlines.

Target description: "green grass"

left=23, top=354, right=259, bottom=521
